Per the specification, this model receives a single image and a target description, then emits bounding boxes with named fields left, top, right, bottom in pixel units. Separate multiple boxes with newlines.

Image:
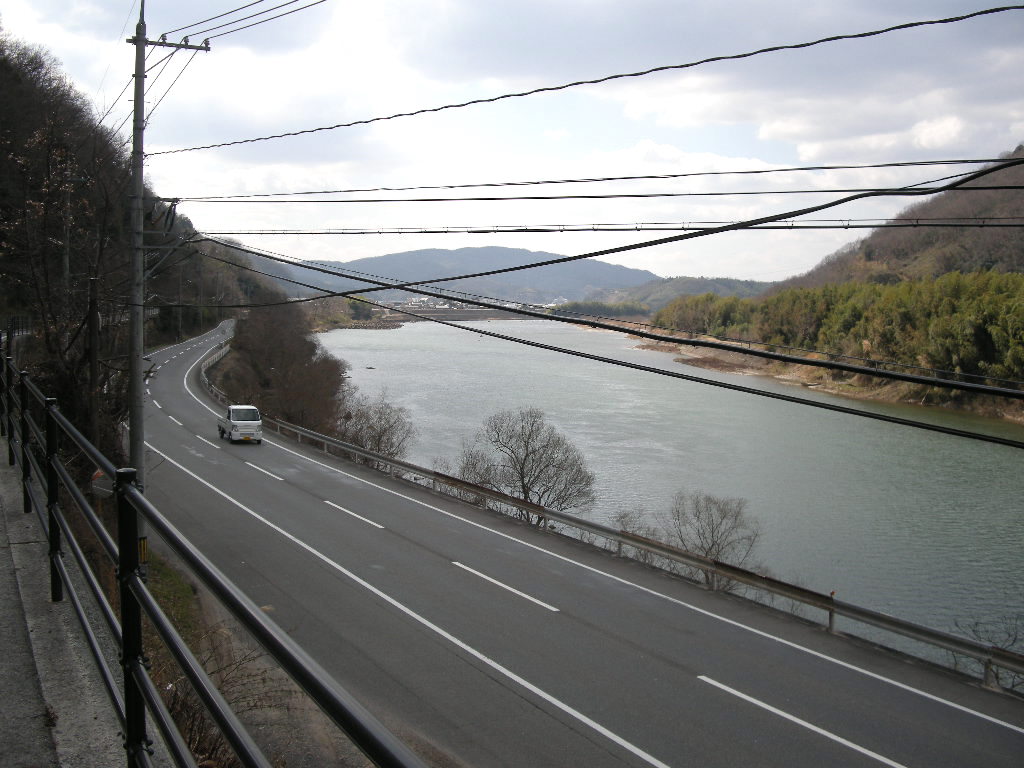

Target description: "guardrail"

left=200, top=342, right=1024, bottom=691
left=1, top=352, right=426, bottom=768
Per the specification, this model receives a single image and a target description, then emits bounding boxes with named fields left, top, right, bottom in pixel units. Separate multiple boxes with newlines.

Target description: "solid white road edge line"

left=452, top=562, right=559, bottom=612
left=324, top=500, right=385, bottom=529
left=244, top=461, right=283, bottom=481
left=180, top=341, right=1024, bottom=736
left=698, top=676, right=908, bottom=768
left=145, top=440, right=671, bottom=768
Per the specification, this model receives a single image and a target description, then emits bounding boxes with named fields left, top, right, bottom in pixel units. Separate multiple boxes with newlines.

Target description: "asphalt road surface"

left=140, top=325, right=1024, bottom=767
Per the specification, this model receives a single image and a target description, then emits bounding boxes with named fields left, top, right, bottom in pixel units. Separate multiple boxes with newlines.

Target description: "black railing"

left=1, top=352, right=425, bottom=768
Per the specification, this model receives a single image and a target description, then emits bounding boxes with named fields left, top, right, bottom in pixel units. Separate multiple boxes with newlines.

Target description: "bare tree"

left=340, top=389, right=415, bottom=462
left=952, top=614, right=1023, bottom=692
left=456, top=407, right=595, bottom=524
left=658, top=490, right=760, bottom=591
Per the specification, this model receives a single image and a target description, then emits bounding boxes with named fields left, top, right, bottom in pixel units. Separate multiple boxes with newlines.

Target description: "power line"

left=197, top=217, right=1024, bottom=236
left=187, top=0, right=302, bottom=38
left=170, top=241, right=1024, bottom=450
left=147, top=49, right=202, bottom=122
left=181, top=233, right=1024, bottom=394
left=203, top=0, right=328, bottom=41
left=175, top=184, right=1022, bottom=205
left=363, top=300, right=1024, bottom=452
left=179, top=158, right=1024, bottom=397
left=187, top=220, right=1024, bottom=401
left=169, top=158, right=1009, bottom=200
left=148, top=6, right=1024, bottom=156
left=181, top=158, right=1024, bottom=372
left=162, top=1, right=276, bottom=37
left=286, top=264, right=1024, bottom=391
left=145, top=216, right=1024, bottom=397
left=209, top=158, right=1018, bottom=296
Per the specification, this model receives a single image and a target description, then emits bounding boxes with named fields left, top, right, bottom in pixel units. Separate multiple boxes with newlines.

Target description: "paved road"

left=140, top=326, right=1024, bottom=768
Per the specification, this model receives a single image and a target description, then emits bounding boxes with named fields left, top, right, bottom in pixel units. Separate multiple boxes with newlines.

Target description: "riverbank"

left=634, top=336, right=1024, bottom=425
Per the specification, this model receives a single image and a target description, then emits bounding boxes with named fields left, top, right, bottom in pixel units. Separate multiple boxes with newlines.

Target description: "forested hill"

left=652, top=148, right=1024, bottom=411
left=772, top=146, right=1024, bottom=292
left=585, top=275, right=771, bottom=310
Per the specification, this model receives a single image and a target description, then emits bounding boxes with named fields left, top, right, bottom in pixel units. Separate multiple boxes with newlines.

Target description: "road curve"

left=139, top=326, right=1024, bottom=768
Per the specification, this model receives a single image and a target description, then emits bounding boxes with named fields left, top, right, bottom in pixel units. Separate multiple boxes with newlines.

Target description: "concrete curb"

left=0, top=442, right=125, bottom=767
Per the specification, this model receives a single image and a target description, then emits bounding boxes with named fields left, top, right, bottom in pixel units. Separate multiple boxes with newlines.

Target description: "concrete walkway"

left=0, top=440, right=124, bottom=767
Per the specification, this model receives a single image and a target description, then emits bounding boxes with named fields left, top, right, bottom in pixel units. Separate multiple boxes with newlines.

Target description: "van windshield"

left=231, top=408, right=260, bottom=422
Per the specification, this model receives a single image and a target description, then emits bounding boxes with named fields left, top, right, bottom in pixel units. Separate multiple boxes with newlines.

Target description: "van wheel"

left=257, top=440, right=262, bottom=445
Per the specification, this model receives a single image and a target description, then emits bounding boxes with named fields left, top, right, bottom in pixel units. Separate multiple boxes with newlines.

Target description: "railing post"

left=983, top=659, right=1000, bottom=691
left=4, top=358, right=13, bottom=466
left=45, top=397, right=63, bottom=602
left=827, top=590, right=837, bottom=634
left=116, top=467, right=148, bottom=766
left=0, top=355, right=7, bottom=439
left=19, top=370, right=30, bottom=513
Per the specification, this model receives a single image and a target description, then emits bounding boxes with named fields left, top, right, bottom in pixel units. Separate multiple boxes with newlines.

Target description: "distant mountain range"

left=249, top=246, right=774, bottom=306
left=252, top=246, right=660, bottom=304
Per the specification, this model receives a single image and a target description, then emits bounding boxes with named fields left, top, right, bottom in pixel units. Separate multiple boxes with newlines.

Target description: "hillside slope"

left=772, top=146, right=1024, bottom=291
left=586, top=275, right=772, bottom=310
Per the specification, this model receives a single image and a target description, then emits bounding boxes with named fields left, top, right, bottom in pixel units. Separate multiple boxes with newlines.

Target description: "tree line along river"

left=319, top=319, right=1024, bottom=652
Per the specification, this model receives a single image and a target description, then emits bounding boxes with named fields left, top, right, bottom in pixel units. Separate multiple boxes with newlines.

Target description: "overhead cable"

left=198, top=218, right=1024, bottom=236
left=182, top=235, right=1024, bottom=393
left=147, top=50, right=202, bottom=122
left=188, top=0, right=302, bottom=38
left=176, top=184, right=1022, bottom=205
left=171, top=158, right=1008, bottom=200
left=183, top=158, right=1024, bottom=393
left=174, top=243, right=1024, bottom=451
left=162, top=1, right=275, bottom=37
left=149, top=6, right=1024, bottom=156
left=203, top=0, right=328, bottom=41
left=188, top=186, right=1024, bottom=402
left=367, top=300, right=1024, bottom=452
left=247, top=158, right=1023, bottom=297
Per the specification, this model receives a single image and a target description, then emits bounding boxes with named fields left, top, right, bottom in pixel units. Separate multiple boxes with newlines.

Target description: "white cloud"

left=911, top=116, right=965, bottom=149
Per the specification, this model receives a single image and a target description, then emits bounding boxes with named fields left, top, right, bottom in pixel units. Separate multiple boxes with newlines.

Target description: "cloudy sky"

left=2, top=1, right=1022, bottom=281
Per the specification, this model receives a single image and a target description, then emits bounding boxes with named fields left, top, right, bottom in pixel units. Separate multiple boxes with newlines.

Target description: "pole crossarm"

left=128, top=37, right=211, bottom=52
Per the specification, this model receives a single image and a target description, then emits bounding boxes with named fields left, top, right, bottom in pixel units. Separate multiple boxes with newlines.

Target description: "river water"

left=320, top=319, right=1024, bottom=641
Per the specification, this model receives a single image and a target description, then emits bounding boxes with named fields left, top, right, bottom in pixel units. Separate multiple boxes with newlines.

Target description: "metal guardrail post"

left=0, top=357, right=6, bottom=439
left=19, top=370, right=30, bottom=513
left=116, top=467, right=149, bottom=767
left=45, top=397, right=63, bottom=602
left=983, top=660, right=999, bottom=690
left=4, top=358, right=14, bottom=464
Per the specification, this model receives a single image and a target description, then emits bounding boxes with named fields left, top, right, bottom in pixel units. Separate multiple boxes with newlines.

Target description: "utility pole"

left=127, top=1, right=209, bottom=492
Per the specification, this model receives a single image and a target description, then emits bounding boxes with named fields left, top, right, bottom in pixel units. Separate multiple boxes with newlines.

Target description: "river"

left=319, top=319, right=1024, bottom=645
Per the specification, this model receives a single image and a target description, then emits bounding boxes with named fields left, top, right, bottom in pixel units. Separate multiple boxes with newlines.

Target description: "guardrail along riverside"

left=203, top=340, right=1024, bottom=693
left=2, top=352, right=427, bottom=768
